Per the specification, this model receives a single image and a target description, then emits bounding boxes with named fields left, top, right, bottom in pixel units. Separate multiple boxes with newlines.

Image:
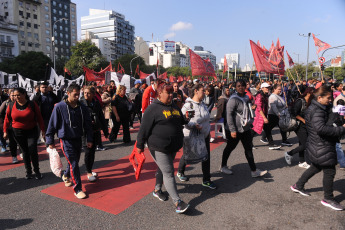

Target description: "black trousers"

left=264, top=114, right=287, bottom=145
left=288, top=125, right=307, bottom=162
left=110, top=114, right=131, bottom=143
left=130, top=110, right=142, bottom=126
left=178, top=135, right=211, bottom=182
left=7, top=127, right=18, bottom=157
left=296, top=163, right=336, bottom=200
left=13, top=127, right=39, bottom=175
left=84, top=131, right=100, bottom=173
left=221, top=129, right=256, bottom=171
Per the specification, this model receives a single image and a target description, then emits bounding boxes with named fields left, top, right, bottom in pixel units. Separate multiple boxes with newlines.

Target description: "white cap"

left=261, top=82, right=270, bottom=88
left=193, top=79, right=200, bottom=84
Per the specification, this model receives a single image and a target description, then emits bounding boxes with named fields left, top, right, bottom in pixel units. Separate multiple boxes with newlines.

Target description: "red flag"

left=83, top=66, right=105, bottom=82
left=64, top=67, right=71, bottom=75
left=134, top=64, right=139, bottom=76
left=286, top=50, right=294, bottom=67
left=117, top=62, right=125, bottom=74
left=223, top=55, right=228, bottom=73
left=177, top=76, right=183, bottom=82
left=189, top=49, right=216, bottom=77
left=257, top=40, right=261, bottom=48
left=312, top=33, right=331, bottom=55
left=159, top=72, right=168, bottom=79
left=139, top=71, right=150, bottom=79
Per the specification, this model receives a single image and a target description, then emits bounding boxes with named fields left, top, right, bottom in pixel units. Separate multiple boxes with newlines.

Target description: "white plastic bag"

left=47, top=147, right=63, bottom=177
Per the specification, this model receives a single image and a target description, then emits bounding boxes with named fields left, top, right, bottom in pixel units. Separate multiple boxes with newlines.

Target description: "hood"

left=152, top=98, right=173, bottom=107
left=185, top=97, right=202, bottom=105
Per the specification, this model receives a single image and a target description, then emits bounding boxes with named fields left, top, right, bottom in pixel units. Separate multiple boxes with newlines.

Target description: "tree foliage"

left=65, top=40, right=108, bottom=77
left=166, top=66, right=192, bottom=77
left=0, top=51, right=52, bottom=81
left=324, top=64, right=345, bottom=81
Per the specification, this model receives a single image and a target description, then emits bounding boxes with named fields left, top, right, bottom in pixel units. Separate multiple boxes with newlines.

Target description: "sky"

left=73, top=0, right=345, bottom=68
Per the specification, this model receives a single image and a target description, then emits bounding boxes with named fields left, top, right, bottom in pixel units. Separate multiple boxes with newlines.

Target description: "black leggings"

left=13, top=127, right=39, bottom=175
left=288, top=125, right=307, bottom=162
left=221, top=129, right=256, bottom=171
left=264, top=114, right=287, bottom=145
left=84, top=131, right=101, bottom=173
left=110, top=114, right=131, bottom=143
left=178, top=135, right=211, bottom=182
left=7, top=127, right=18, bottom=157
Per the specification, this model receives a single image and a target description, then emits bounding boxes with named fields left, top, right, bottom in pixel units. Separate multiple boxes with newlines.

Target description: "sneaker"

left=298, top=162, right=310, bottom=169
left=1, top=147, right=6, bottom=153
left=339, top=167, right=345, bottom=171
left=220, top=166, right=233, bottom=175
left=12, top=157, right=18, bottom=164
left=92, top=172, right=98, bottom=177
left=20, top=153, right=23, bottom=159
left=129, top=126, right=134, bottom=130
left=25, top=174, right=33, bottom=180
left=74, top=191, right=87, bottom=199
left=35, top=173, right=43, bottom=180
left=62, top=174, right=73, bottom=187
left=175, top=200, right=190, bottom=214
left=176, top=172, right=189, bottom=182
left=202, top=181, right=217, bottom=189
left=153, top=190, right=168, bottom=201
left=290, top=184, right=311, bottom=196
left=260, top=138, right=269, bottom=144
left=87, top=175, right=97, bottom=182
left=321, top=199, right=344, bottom=211
left=210, top=137, right=215, bottom=143
left=284, top=152, right=293, bottom=165
left=269, top=144, right=281, bottom=150
left=252, top=146, right=257, bottom=150
left=251, top=169, right=268, bottom=178
left=96, top=147, right=107, bottom=151
left=281, top=141, right=293, bottom=147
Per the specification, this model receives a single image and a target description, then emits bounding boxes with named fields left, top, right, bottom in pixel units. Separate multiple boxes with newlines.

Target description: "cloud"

left=164, top=32, right=176, bottom=39
left=314, top=14, right=331, bottom=23
left=170, top=21, right=193, bottom=31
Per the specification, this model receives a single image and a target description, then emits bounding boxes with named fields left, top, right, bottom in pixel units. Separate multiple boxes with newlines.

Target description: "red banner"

left=159, top=72, right=168, bottom=79
left=189, top=49, right=216, bottom=77
left=286, top=50, right=294, bottom=67
left=223, top=55, right=228, bottom=73
left=83, top=66, right=105, bottom=82
left=312, top=33, right=331, bottom=55
left=139, top=71, right=151, bottom=79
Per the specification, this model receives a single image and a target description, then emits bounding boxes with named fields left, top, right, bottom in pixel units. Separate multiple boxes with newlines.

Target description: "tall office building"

left=81, top=9, right=135, bottom=60
left=225, top=53, right=240, bottom=69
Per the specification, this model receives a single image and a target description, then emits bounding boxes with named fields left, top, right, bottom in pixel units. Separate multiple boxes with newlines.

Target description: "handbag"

left=183, top=129, right=208, bottom=164
left=279, top=108, right=299, bottom=132
left=47, top=147, right=63, bottom=177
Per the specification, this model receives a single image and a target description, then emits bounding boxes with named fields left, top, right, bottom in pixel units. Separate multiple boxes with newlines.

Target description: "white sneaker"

left=284, top=152, right=293, bottom=165
left=87, top=175, right=97, bottom=182
left=251, top=169, right=268, bottom=178
left=92, top=172, right=98, bottom=177
left=298, top=162, right=310, bottom=169
left=210, top=137, right=215, bottom=143
left=20, top=153, right=23, bottom=159
left=220, top=166, right=233, bottom=175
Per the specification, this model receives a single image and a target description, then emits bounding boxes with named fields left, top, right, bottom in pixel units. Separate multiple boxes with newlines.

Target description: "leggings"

left=150, top=150, right=180, bottom=203
left=264, top=114, right=287, bottom=145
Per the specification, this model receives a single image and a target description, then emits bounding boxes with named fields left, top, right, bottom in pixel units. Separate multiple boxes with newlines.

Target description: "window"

left=44, top=0, right=48, bottom=3
left=64, top=5, right=67, bottom=10
left=71, top=14, right=75, bottom=19
left=72, top=42, right=75, bottom=46
left=53, top=16, right=56, bottom=22
left=46, top=37, right=50, bottom=42
left=27, top=32, right=31, bottom=37
left=35, top=43, right=39, bottom=48
left=65, top=27, right=68, bottom=32
left=33, top=14, right=37, bottom=19
left=26, top=12, right=30, bottom=18
left=60, top=33, right=63, bottom=38
left=66, top=41, right=69, bottom=46
left=72, top=28, right=75, bottom=33
left=47, top=53, right=50, bottom=57
left=7, top=48, right=12, bottom=55
left=61, top=48, right=64, bottom=53
left=45, top=30, right=50, bottom=35
left=27, top=22, right=31, bottom=28
left=59, top=25, right=62, bottom=30
left=34, top=33, right=39, bottom=39
left=45, top=6, right=49, bottom=11
left=65, top=34, right=68, bottom=39
left=19, top=1, right=23, bottom=7
left=52, top=1, right=56, bottom=6
left=46, top=45, right=51, bottom=51
left=71, top=21, right=75, bottom=26
left=0, top=35, right=4, bottom=42
left=64, top=12, right=67, bottom=17
left=26, top=3, right=30, bottom=10
left=53, top=9, right=56, bottom=14
left=19, top=21, right=24, bottom=27
left=66, top=49, right=69, bottom=53
left=6, top=36, right=10, bottom=42
left=33, top=5, right=37, bottom=11
left=19, top=11, right=23, bottom=16
left=59, top=3, right=62, bottom=8
left=28, top=42, right=32, bottom=47
left=55, top=47, right=58, bottom=52
left=34, top=24, right=38, bottom=29
left=45, top=22, right=50, bottom=27
left=64, top=20, right=68, bottom=25
left=71, top=7, right=75, bottom=12
left=20, top=31, right=24, bottom=37
left=60, top=40, right=63, bottom=45
left=59, top=11, right=62, bottom=16
left=72, top=35, right=76, bottom=40
left=45, top=14, right=49, bottom=19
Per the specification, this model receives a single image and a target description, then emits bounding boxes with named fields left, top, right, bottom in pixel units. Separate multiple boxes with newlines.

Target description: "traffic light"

left=149, top=48, right=153, bottom=56
left=321, top=64, right=325, bottom=71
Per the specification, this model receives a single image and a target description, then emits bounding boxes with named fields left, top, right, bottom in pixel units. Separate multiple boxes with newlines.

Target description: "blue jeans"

left=335, top=142, right=345, bottom=168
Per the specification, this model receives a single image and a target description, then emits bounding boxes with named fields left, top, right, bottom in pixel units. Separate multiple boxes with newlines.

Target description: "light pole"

left=152, top=43, right=160, bottom=77
left=299, top=33, right=311, bottom=81
left=293, top=52, right=300, bottom=64
left=52, top=18, right=68, bottom=70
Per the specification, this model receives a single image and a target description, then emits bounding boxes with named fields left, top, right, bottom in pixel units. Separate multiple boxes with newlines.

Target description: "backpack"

left=279, top=108, right=299, bottom=132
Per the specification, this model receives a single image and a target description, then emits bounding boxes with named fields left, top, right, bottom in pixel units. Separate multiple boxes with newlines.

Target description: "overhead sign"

left=164, top=41, right=175, bottom=52
left=319, top=57, right=325, bottom=64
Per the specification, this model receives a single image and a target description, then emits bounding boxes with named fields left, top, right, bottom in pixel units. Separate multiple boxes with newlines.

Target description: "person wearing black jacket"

left=80, top=86, right=109, bottom=182
left=291, top=86, right=345, bottom=211
left=136, top=81, right=192, bottom=214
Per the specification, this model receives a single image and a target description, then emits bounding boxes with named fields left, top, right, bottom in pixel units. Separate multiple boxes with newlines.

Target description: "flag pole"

left=282, top=58, right=302, bottom=95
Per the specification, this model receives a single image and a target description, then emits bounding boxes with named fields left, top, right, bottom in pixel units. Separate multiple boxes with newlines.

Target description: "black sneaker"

left=26, top=174, right=33, bottom=180
left=290, top=184, right=310, bottom=196
left=153, top=190, right=168, bottom=201
left=281, top=141, right=293, bottom=147
left=321, top=199, right=344, bottom=211
left=175, top=200, right=190, bottom=214
left=202, top=181, right=217, bottom=189
left=35, top=173, right=43, bottom=180
left=260, top=138, right=269, bottom=144
left=176, top=172, right=189, bottom=182
left=269, top=144, right=281, bottom=150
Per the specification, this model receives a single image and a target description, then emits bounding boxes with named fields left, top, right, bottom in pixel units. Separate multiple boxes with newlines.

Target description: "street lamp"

left=52, top=18, right=68, bottom=70
left=293, top=52, right=300, bottom=64
left=299, top=33, right=318, bottom=81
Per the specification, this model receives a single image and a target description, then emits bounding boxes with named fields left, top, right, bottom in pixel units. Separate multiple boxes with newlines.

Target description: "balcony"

left=0, top=53, right=15, bottom=58
left=0, top=40, right=15, bottom=47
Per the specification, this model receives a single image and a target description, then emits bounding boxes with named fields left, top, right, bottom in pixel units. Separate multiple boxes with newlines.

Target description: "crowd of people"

left=1, top=75, right=345, bottom=212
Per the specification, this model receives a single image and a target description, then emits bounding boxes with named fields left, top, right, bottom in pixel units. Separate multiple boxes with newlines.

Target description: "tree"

left=65, top=40, right=108, bottom=77
left=0, top=51, right=52, bottom=81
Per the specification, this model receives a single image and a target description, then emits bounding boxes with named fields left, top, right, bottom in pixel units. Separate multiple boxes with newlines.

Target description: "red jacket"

left=142, top=85, right=156, bottom=113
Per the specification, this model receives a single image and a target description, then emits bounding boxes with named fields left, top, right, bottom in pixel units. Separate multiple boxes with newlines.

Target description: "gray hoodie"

left=182, top=97, right=210, bottom=138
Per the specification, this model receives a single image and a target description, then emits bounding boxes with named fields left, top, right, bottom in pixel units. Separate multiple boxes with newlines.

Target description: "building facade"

left=81, top=9, right=135, bottom=60
left=85, top=31, right=115, bottom=62
left=225, top=53, right=240, bottom=69
left=134, top=36, right=149, bottom=65
left=194, top=46, right=216, bottom=70
left=0, top=20, right=19, bottom=62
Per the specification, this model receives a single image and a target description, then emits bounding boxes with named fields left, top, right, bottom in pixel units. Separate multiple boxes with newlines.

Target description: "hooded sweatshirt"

left=182, top=97, right=210, bottom=138
left=137, top=99, right=187, bottom=153
left=45, top=100, right=93, bottom=145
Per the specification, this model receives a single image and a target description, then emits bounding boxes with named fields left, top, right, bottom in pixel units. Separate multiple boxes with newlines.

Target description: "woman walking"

left=3, top=88, right=45, bottom=179
left=137, top=80, right=191, bottom=214
left=291, top=86, right=345, bottom=211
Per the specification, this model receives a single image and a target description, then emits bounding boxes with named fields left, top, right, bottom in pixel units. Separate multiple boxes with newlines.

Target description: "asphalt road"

left=1, top=120, right=345, bottom=230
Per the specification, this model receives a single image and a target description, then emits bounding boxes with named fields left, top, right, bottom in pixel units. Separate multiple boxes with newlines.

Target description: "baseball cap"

left=261, top=82, right=270, bottom=88
left=134, top=80, right=141, bottom=85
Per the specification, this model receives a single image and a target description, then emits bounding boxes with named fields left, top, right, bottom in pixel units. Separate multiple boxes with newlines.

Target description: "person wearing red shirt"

left=142, top=79, right=158, bottom=114
left=3, top=88, right=45, bottom=179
